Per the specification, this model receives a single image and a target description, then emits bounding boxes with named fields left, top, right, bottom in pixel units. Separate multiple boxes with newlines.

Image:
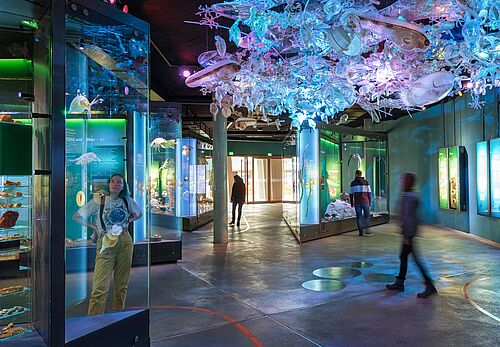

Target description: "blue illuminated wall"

left=370, top=89, right=500, bottom=243
left=181, top=138, right=197, bottom=216
left=133, top=111, right=147, bottom=242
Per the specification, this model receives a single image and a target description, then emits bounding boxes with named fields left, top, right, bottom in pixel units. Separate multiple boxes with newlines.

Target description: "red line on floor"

left=131, top=305, right=264, bottom=347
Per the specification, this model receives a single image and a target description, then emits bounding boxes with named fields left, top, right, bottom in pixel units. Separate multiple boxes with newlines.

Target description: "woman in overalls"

left=73, top=173, right=142, bottom=315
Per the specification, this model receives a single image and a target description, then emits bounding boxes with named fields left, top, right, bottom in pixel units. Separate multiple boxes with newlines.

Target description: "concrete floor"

left=149, top=204, right=499, bottom=346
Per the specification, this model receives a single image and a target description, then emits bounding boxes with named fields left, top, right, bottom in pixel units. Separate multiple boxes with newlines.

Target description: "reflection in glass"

left=64, top=8, right=149, bottom=321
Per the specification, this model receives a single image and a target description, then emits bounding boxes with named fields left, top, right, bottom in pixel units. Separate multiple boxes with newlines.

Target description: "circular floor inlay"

left=363, top=273, right=395, bottom=283
left=313, top=267, right=361, bottom=279
left=302, top=279, right=346, bottom=292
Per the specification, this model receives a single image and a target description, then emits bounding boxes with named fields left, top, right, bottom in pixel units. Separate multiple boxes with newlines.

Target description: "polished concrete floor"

left=149, top=204, right=500, bottom=346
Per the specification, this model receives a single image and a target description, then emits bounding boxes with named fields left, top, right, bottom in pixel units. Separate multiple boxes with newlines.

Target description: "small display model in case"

left=438, top=146, right=467, bottom=211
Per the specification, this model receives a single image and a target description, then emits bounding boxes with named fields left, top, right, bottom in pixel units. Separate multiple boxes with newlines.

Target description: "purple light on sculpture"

left=124, top=86, right=129, bottom=95
left=182, top=70, right=191, bottom=78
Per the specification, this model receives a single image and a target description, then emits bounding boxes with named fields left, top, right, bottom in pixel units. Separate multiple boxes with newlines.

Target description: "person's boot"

left=417, top=282, right=437, bottom=298
left=229, top=220, right=235, bottom=226
left=386, top=277, right=405, bottom=291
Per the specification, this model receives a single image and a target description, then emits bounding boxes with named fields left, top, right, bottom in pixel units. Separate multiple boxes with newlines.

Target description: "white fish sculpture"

left=74, top=152, right=101, bottom=165
left=151, top=138, right=176, bottom=150
left=401, top=71, right=455, bottom=107
left=68, top=90, right=103, bottom=118
left=348, top=153, right=363, bottom=169
left=350, top=14, right=430, bottom=51
left=185, top=60, right=241, bottom=88
left=234, top=117, right=257, bottom=130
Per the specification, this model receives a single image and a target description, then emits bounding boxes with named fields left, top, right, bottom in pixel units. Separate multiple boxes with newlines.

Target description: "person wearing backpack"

left=73, top=173, right=142, bottom=315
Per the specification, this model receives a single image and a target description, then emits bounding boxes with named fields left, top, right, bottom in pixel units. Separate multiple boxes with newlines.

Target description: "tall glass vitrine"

left=282, top=125, right=389, bottom=242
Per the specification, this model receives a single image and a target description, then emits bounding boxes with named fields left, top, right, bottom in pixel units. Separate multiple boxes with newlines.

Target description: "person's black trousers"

left=231, top=202, right=243, bottom=225
left=398, top=237, right=432, bottom=284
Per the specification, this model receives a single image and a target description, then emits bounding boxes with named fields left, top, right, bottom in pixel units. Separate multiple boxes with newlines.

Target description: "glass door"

left=253, top=158, right=269, bottom=202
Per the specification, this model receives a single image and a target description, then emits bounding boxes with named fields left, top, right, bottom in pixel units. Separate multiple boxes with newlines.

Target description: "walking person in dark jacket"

left=230, top=175, right=245, bottom=227
left=386, top=173, right=437, bottom=298
left=349, top=170, right=374, bottom=237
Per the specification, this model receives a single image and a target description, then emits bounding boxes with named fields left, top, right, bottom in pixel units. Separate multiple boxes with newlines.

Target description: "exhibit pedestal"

left=65, top=309, right=149, bottom=347
left=182, top=210, right=213, bottom=231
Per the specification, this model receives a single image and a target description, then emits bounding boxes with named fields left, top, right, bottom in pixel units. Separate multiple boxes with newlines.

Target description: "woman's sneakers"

left=417, top=283, right=437, bottom=298
left=385, top=277, right=405, bottom=291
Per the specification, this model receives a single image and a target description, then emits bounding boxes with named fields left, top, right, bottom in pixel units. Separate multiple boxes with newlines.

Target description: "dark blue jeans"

left=355, top=204, right=370, bottom=235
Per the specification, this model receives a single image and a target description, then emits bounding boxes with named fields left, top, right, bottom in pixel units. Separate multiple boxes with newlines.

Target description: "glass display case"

left=149, top=104, right=182, bottom=262
left=477, top=141, right=489, bottom=216
left=181, top=138, right=214, bottom=230
left=437, top=146, right=467, bottom=211
left=490, top=139, right=500, bottom=218
left=282, top=126, right=390, bottom=242
left=0, top=174, right=32, bottom=340
left=63, top=1, right=150, bottom=344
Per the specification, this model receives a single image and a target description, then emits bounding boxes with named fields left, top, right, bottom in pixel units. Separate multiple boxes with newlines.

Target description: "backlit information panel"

left=476, top=141, right=489, bottom=216
left=490, top=138, right=500, bottom=218
left=438, top=148, right=449, bottom=209
left=448, top=147, right=459, bottom=209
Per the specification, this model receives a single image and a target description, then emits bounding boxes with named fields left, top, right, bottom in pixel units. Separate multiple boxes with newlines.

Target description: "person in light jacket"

left=386, top=173, right=437, bottom=298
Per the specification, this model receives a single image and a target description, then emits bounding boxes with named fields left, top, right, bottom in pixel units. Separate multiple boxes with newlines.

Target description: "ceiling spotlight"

left=108, top=0, right=116, bottom=4
left=182, top=70, right=191, bottom=78
left=466, top=81, right=473, bottom=89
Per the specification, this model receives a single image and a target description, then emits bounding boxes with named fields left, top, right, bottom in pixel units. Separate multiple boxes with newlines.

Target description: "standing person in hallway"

left=349, top=170, right=373, bottom=236
left=386, top=173, right=437, bottom=298
left=73, top=173, right=142, bottom=315
left=229, top=175, right=245, bottom=227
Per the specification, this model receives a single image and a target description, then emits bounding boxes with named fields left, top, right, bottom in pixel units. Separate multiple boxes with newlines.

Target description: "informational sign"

left=196, top=165, right=206, bottom=194
left=438, top=148, right=449, bottom=209
left=476, top=141, right=489, bottom=216
left=490, top=138, right=500, bottom=218
left=448, top=147, right=459, bottom=209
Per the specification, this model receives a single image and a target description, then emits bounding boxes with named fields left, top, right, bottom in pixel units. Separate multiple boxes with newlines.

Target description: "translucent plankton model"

left=68, top=90, right=103, bottom=118
left=74, top=152, right=101, bottom=165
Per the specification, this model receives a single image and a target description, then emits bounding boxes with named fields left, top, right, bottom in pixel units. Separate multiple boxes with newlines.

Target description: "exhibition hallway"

left=147, top=204, right=500, bottom=347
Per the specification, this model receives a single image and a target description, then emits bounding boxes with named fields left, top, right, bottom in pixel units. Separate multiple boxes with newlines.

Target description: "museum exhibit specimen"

left=438, top=146, right=467, bottom=211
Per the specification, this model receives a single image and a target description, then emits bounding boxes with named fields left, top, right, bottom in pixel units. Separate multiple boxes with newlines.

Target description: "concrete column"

left=213, top=110, right=228, bottom=243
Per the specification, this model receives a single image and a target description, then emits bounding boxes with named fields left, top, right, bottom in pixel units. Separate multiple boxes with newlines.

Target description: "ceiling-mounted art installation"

left=185, top=0, right=500, bottom=128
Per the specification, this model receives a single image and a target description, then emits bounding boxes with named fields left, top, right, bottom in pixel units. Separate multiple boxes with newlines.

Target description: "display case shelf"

left=0, top=307, right=30, bottom=321
left=0, top=287, right=29, bottom=299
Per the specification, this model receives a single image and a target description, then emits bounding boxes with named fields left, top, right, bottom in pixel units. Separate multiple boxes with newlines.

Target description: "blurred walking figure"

left=229, top=175, right=245, bottom=227
left=386, top=173, right=437, bottom=298
left=349, top=170, right=373, bottom=236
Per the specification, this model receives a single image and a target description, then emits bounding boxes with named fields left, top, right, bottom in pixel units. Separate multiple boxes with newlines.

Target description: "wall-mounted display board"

left=476, top=141, right=489, bottom=216
left=438, top=148, right=450, bottom=209
left=490, top=138, right=500, bottom=218
left=438, top=146, right=467, bottom=211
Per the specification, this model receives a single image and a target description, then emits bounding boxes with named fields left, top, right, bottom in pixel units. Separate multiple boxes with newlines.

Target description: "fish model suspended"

left=350, top=14, right=430, bottom=51
left=74, top=152, right=101, bottom=165
left=348, top=153, right=363, bottom=169
left=234, top=117, right=258, bottom=130
left=401, top=71, right=455, bottom=107
left=151, top=138, right=176, bottom=150
left=68, top=90, right=103, bottom=118
left=185, top=60, right=241, bottom=88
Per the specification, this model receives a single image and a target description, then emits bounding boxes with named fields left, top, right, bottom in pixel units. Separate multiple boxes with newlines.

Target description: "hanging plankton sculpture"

left=185, top=0, right=500, bottom=128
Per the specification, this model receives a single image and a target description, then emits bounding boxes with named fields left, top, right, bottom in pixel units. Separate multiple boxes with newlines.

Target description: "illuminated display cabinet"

left=180, top=138, right=214, bottom=231
left=283, top=125, right=389, bottom=242
left=438, top=146, right=467, bottom=211
left=1, top=0, right=151, bottom=345
left=476, top=138, right=500, bottom=218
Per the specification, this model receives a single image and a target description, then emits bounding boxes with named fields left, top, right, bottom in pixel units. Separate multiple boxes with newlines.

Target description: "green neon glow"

left=0, top=59, right=32, bottom=80
left=21, top=19, right=39, bottom=29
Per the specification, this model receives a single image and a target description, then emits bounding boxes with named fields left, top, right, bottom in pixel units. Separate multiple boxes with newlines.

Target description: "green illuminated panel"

left=448, top=147, right=459, bottom=209
left=0, top=59, right=32, bottom=80
left=438, top=148, right=449, bottom=209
